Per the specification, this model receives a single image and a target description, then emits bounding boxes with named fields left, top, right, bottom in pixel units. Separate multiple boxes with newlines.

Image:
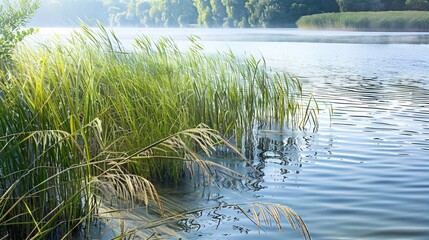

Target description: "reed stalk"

left=0, top=25, right=317, bottom=239
left=297, top=11, right=429, bottom=31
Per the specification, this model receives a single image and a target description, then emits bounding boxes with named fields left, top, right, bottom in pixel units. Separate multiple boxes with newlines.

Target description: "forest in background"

left=30, top=0, right=429, bottom=28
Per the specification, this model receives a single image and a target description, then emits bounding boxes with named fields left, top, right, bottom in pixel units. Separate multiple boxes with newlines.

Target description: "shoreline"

left=297, top=11, right=429, bottom=32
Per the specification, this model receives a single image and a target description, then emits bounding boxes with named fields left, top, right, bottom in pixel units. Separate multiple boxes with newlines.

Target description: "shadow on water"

left=155, top=35, right=429, bottom=239
left=162, top=126, right=317, bottom=240
left=76, top=126, right=315, bottom=239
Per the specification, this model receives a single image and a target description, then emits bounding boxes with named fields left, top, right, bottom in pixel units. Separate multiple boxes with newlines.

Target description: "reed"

left=0, top=25, right=317, bottom=239
left=297, top=11, right=429, bottom=31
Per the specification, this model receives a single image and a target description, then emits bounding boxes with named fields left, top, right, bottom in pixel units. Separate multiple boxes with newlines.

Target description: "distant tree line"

left=30, top=0, right=429, bottom=27
left=337, top=0, right=429, bottom=11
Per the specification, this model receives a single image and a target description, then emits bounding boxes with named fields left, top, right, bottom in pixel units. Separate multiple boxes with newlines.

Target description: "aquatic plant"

left=297, top=11, right=429, bottom=31
left=0, top=122, right=244, bottom=239
left=0, top=25, right=317, bottom=239
left=9, top=24, right=318, bottom=177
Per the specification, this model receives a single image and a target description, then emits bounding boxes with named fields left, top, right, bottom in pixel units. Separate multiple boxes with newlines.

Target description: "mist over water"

left=34, top=28, right=429, bottom=239
left=33, top=27, right=429, bottom=45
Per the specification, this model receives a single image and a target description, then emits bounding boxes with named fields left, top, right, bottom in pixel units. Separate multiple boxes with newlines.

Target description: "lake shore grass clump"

left=297, top=11, right=429, bottom=32
left=0, top=25, right=316, bottom=239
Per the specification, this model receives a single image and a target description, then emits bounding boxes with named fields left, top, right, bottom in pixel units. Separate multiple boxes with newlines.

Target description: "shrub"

left=0, top=0, right=39, bottom=69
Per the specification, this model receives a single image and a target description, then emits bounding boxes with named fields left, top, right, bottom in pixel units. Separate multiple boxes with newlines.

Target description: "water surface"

left=171, top=29, right=429, bottom=240
left=36, top=28, right=429, bottom=239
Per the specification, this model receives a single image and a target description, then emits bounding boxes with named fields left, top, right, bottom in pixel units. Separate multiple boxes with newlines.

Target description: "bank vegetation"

left=0, top=23, right=317, bottom=239
left=297, top=11, right=429, bottom=31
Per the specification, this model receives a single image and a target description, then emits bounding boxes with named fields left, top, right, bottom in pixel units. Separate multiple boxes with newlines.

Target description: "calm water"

left=36, top=28, right=429, bottom=239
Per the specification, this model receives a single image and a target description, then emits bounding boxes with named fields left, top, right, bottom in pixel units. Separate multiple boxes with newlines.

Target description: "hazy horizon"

left=31, top=0, right=428, bottom=28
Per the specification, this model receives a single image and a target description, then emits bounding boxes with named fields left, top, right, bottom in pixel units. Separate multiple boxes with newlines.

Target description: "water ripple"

left=147, top=37, right=429, bottom=240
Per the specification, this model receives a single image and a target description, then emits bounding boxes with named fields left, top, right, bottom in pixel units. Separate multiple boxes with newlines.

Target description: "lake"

left=35, top=28, right=429, bottom=239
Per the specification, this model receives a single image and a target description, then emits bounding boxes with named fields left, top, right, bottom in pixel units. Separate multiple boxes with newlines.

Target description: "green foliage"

left=406, top=0, right=429, bottom=10
left=101, top=0, right=198, bottom=27
left=297, top=11, right=429, bottom=31
left=0, top=0, right=39, bottom=69
left=25, top=0, right=429, bottom=28
left=382, top=0, right=406, bottom=10
left=246, top=0, right=284, bottom=27
left=194, top=0, right=214, bottom=27
left=336, top=0, right=384, bottom=11
left=222, top=0, right=248, bottom=27
left=245, top=0, right=339, bottom=27
left=211, top=0, right=228, bottom=26
left=0, top=25, right=317, bottom=238
left=29, top=0, right=342, bottom=28
left=335, top=0, right=429, bottom=11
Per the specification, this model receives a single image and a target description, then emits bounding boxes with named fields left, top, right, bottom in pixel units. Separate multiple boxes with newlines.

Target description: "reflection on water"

left=34, top=28, right=429, bottom=239
left=166, top=32, right=429, bottom=240
left=34, top=27, right=429, bottom=45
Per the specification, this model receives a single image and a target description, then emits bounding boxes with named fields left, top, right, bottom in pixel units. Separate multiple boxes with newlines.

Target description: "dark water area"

left=35, top=28, right=429, bottom=239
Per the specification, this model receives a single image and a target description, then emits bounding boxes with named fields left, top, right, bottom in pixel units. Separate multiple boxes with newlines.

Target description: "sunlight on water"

left=33, top=28, right=429, bottom=239
left=172, top=30, right=428, bottom=240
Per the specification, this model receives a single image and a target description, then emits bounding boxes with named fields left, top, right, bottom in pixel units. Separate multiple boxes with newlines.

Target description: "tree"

left=210, top=0, right=227, bottom=26
left=405, top=0, right=429, bottom=10
left=245, top=0, right=259, bottom=27
left=101, top=0, right=137, bottom=26
left=314, top=0, right=341, bottom=13
left=246, top=0, right=339, bottom=28
left=336, top=0, right=384, bottom=11
left=160, top=0, right=177, bottom=27
left=0, top=0, right=40, bottom=69
left=175, top=0, right=198, bottom=27
left=261, top=0, right=290, bottom=27
left=222, top=0, right=248, bottom=27
left=136, top=0, right=151, bottom=25
left=147, top=0, right=164, bottom=26
left=289, top=0, right=339, bottom=23
left=194, top=0, right=214, bottom=26
left=245, top=0, right=285, bottom=27
left=381, top=0, right=406, bottom=10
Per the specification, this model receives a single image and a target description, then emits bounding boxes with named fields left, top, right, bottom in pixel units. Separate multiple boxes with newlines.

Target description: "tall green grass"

left=0, top=25, right=317, bottom=239
left=297, top=11, right=429, bottom=31
left=12, top=24, right=318, bottom=177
